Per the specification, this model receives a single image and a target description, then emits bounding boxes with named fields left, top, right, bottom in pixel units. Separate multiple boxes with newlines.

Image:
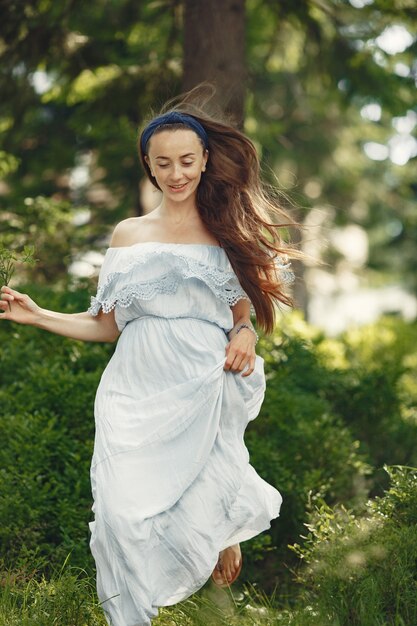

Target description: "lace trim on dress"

left=274, top=255, right=295, bottom=286
left=88, top=248, right=251, bottom=316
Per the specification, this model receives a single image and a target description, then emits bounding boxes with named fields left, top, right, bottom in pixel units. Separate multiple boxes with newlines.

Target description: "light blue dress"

left=87, top=242, right=290, bottom=626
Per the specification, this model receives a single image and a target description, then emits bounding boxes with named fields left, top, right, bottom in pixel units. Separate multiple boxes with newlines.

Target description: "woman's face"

left=145, top=129, right=208, bottom=203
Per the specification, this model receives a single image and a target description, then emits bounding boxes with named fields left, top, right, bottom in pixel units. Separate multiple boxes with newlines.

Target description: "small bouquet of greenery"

left=0, top=244, right=37, bottom=311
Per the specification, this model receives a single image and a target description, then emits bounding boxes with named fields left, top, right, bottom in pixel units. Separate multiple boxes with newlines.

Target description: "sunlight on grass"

left=0, top=562, right=318, bottom=626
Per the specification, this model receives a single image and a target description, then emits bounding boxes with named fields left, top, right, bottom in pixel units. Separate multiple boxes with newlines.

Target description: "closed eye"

left=157, top=161, right=194, bottom=168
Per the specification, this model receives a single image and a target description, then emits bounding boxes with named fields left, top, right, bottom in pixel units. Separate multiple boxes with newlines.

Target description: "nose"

left=170, top=163, right=184, bottom=180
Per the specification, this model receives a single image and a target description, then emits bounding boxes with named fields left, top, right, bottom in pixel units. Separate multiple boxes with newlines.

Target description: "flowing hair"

left=138, top=87, right=301, bottom=334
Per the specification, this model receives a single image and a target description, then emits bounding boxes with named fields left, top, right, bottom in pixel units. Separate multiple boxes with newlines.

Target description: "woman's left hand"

left=224, top=328, right=256, bottom=377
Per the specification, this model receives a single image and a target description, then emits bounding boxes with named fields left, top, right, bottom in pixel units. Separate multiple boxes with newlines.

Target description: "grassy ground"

left=0, top=562, right=319, bottom=626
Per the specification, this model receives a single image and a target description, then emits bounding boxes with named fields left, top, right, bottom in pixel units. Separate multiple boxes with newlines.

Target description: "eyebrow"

left=155, top=152, right=197, bottom=160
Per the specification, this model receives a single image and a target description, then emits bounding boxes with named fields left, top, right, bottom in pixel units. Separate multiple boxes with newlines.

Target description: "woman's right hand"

left=0, top=285, right=42, bottom=325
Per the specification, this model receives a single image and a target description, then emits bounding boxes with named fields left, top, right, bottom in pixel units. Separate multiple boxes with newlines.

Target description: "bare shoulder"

left=109, top=216, right=149, bottom=248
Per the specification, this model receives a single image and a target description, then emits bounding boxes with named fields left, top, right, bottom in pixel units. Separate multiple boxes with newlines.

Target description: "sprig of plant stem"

left=0, top=244, right=37, bottom=311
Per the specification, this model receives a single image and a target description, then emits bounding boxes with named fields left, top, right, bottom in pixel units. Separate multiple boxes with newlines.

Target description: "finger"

left=241, top=366, right=254, bottom=377
left=233, top=356, right=248, bottom=372
left=241, top=356, right=256, bottom=377
left=0, top=301, right=11, bottom=316
left=224, top=348, right=245, bottom=369
left=224, top=353, right=239, bottom=370
left=224, top=345, right=241, bottom=369
left=0, top=292, right=14, bottom=301
left=227, top=354, right=247, bottom=372
left=2, top=285, right=24, bottom=297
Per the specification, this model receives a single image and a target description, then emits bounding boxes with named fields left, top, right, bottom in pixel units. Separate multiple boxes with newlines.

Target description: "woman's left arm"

left=224, top=299, right=257, bottom=377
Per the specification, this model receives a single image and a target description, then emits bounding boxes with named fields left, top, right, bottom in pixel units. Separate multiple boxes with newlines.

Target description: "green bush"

left=292, top=466, right=417, bottom=626
left=245, top=328, right=369, bottom=587
left=322, top=318, right=417, bottom=491
left=0, top=283, right=114, bottom=572
left=245, top=314, right=417, bottom=589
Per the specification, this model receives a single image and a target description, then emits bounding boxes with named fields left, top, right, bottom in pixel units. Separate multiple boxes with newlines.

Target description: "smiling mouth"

left=169, top=183, right=188, bottom=191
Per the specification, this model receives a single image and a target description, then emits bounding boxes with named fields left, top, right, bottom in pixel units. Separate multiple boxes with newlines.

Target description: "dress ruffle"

left=272, top=253, right=295, bottom=286
left=88, top=246, right=250, bottom=316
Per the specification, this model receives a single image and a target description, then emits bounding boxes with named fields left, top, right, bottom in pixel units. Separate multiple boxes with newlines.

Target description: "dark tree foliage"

left=0, top=0, right=416, bottom=292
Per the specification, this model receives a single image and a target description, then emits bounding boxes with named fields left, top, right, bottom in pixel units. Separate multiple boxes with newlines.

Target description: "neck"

left=158, top=197, right=199, bottom=224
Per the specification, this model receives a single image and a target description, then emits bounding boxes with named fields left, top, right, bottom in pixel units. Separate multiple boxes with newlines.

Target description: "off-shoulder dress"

left=87, top=242, right=292, bottom=626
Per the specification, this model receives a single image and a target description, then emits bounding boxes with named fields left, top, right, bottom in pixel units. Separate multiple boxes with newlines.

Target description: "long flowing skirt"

left=89, top=316, right=282, bottom=626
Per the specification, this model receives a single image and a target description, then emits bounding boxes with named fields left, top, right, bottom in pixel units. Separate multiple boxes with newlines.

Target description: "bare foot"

left=212, top=543, right=242, bottom=585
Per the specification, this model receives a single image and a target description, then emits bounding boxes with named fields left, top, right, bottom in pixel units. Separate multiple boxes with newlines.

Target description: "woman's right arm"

left=0, top=285, right=120, bottom=343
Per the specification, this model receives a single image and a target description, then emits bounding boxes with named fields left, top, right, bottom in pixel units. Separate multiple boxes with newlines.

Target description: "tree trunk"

left=182, top=0, right=246, bottom=127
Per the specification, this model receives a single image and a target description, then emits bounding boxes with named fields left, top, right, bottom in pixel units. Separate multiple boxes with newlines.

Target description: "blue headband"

left=140, top=112, right=209, bottom=153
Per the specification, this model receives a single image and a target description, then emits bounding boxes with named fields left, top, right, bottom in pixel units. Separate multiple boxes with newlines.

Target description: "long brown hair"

left=138, top=87, right=300, bottom=334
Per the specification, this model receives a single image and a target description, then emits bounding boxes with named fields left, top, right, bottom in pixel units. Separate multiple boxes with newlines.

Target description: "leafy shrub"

left=292, top=466, right=417, bottom=626
left=287, top=315, right=417, bottom=477
left=0, top=283, right=113, bottom=572
left=0, top=408, right=94, bottom=570
left=329, top=319, right=417, bottom=493
left=245, top=314, right=417, bottom=588
left=245, top=325, right=369, bottom=587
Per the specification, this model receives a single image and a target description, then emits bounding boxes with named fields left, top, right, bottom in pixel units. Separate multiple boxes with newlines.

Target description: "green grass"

left=0, top=559, right=322, bottom=626
left=291, top=467, right=417, bottom=626
left=0, top=565, right=105, bottom=626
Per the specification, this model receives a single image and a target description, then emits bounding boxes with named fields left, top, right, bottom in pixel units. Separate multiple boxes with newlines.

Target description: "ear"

left=202, top=149, right=209, bottom=172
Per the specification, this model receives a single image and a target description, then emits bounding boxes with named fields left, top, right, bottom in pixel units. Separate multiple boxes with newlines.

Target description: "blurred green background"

left=1, top=1, right=417, bottom=624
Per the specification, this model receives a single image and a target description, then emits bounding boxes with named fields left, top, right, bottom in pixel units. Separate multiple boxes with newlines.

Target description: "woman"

left=0, top=97, right=296, bottom=626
